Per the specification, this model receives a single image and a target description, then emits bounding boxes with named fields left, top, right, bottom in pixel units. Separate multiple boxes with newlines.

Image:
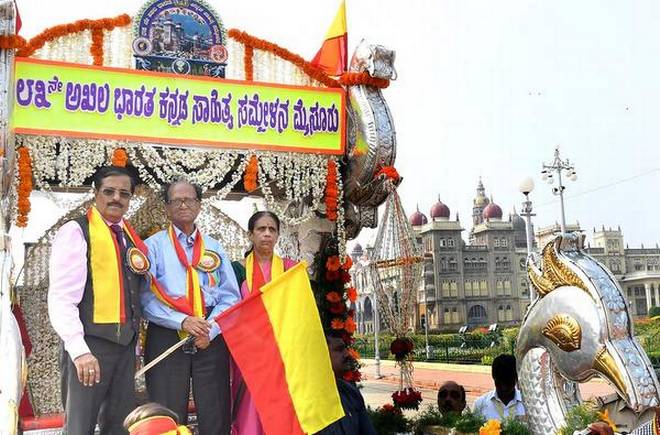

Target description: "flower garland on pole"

left=16, top=146, right=33, bottom=228
left=314, top=238, right=361, bottom=383
left=243, top=154, right=258, bottom=192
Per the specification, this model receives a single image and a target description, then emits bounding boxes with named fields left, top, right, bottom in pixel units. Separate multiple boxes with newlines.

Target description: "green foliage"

left=481, top=355, right=494, bottom=365
left=367, top=405, right=411, bottom=435
left=558, top=402, right=600, bottom=435
left=412, top=405, right=460, bottom=435
left=501, top=418, right=532, bottom=435
left=453, top=411, right=486, bottom=433
left=649, top=306, right=660, bottom=317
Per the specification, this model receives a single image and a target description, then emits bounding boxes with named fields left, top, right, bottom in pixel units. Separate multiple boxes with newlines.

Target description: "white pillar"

left=645, top=283, right=652, bottom=313
left=654, top=283, right=659, bottom=307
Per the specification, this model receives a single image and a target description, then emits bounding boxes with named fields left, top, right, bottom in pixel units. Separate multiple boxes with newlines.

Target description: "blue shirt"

left=141, top=226, right=240, bottom=340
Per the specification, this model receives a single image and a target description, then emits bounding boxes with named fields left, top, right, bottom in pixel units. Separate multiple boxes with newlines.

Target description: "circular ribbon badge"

left=127, top=247, right=150, bottom=275
left=197, top=250, right=221, bottom=273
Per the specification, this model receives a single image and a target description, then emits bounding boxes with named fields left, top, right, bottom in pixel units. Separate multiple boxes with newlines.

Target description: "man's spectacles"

left=100, top=188, right=132, bottom=200
left=439, top=389, right=462, bottom=400
left=167, top=198, right=200, bottom=208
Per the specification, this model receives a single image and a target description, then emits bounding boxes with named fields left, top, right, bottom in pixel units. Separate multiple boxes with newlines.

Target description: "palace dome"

left=409, top=207, right=428, bottom=226
left=430, top=196, right=450, bottom=219
left=483, top=202, right=503, bottom=220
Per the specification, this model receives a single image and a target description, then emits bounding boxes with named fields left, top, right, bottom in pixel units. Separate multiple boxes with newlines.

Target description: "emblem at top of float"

left=133, top=0, right=228, bottom=77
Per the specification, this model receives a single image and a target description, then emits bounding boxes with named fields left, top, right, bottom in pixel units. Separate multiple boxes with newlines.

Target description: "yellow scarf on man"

left=88, top=206, right=126, bottom=323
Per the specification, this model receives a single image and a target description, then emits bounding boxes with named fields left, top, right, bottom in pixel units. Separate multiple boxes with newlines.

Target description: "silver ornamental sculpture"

left=371, top=179, right=423, bottom=391
left=517, top=233, right=660, bottom=434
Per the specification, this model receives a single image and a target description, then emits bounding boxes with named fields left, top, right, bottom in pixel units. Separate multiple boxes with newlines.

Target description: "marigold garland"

left=341, top=256, right=353, bottom=270
left=244, top=44, right=254, bottom=81
left=326, top=255, right=341, bottom=272
left=243, top=154, right=258, bottom=192
left=90, top=28, right=104, bottom=66
left=110, top=148, right=128, bottom=167
left=228, top=29, right=391, bottom=89
left=228, top=29, right=341, bottom=88
left=16, top=14, right=131, bottom=58
left=0, top=35, right=26, bottom=50
left=346, top=287, right=358, bottom=303
left=330, top=318, right=345, bottom=330
left=339, top=72, right=390, bottom=89
left=325, top=291, right=341, bottom=303
left=375, top=165, right=401, bottom=182
left=16, top=146, right=33, bottom=228
left=324, top=159, right=338, bottom=221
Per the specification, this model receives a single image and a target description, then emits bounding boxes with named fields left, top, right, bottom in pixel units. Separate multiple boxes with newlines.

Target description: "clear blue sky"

left=18, top=0, right=660, bottom=249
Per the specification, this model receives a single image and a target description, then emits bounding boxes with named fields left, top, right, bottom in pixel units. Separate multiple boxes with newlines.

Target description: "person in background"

left=473, top=354, right=525, bottom=422
left=48, top=165, right=145, bottom=434
left=314, top=333, right=377, bottom=435
left=437, top=381, right=467, bottom=415
left=123, top=402, right=190, bottom=435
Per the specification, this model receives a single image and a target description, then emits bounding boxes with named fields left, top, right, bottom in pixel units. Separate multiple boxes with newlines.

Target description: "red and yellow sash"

left=128, top=416, right=191, bottom=435
left=245, top=251, right=284, bottom=293
left=88, top=206, right=146, bottom=324
left=146, top=226, right=210, bottom=329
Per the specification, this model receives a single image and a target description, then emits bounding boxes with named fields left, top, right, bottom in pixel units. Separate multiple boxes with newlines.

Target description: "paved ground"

left=359, top=359, right=615, bottom=414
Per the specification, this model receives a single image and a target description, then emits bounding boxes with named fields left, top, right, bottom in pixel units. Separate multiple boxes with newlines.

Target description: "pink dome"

left=483, top=202, right=503, bottom=220
left=430, top=196, right=450, bottom=219
left=409, top=206, right=428, bottom=226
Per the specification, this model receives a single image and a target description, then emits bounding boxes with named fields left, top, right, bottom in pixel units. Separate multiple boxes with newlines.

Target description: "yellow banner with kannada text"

left=13, top=58, right=345, bottom=154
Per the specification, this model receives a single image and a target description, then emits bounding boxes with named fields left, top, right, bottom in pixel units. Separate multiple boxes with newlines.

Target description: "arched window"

left=450, top=281, right=458, bottom=297
left=497, top=305, right=505, bottom=322
left=506, top=305, right=513, bottom=321
left=364, top=297, right=373, bottom=322
left=468, top=305, right=487, bottom=323
left=444, top=308, right=451, bottom=324
left=448, top=238, right=455, bottom=247
left=451, top=307, right=460, bottom=324
left=496, top=280, right=504, bottom=296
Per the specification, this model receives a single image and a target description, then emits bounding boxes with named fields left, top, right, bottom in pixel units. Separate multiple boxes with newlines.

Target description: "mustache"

left=108, top=202, right=123, bottom=208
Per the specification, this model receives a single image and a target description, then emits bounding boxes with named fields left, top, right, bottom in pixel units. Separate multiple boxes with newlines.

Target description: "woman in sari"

left=231, top=211, right=296, bottom=435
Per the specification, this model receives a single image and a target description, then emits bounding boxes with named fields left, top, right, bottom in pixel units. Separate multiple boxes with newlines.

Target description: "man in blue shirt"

left=141, top=177, right=240, bottom=434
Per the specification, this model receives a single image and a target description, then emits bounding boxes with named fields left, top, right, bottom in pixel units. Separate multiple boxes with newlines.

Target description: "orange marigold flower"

left=326, top=255, right=341, bottom=272
left=325, top=291, right=341, bottom=303
left=344, top=317, right=356, bottom=333
left=331, top=319, right=345, bottom=330
left=111, top=148, right=128, bottom=167
left=347, top=348, right=360, bottom=360
left=341, top=256, right=353, bottom=270
left=347, top=287, right=358, bottom=303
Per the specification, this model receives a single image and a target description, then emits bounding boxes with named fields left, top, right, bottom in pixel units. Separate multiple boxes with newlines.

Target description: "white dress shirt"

left=473, top=388, right=526, bottom=421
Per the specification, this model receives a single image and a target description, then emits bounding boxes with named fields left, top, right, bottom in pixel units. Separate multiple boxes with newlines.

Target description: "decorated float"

left=0, top=0, right=397, bottom=432
left=2, top=2, right=659, bottom=435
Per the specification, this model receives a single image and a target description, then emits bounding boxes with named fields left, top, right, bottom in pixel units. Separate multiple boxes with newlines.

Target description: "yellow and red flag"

left=310, top=0, right=347, bottom=76
left=215, top=262, right=344, bottom=434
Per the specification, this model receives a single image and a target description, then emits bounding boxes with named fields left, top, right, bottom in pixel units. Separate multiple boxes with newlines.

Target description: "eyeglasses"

left=100, top=187, right=132, bottom=200
left=438, top=389, right=462, bottom=400
left=167, top=198, right=200, bottom=208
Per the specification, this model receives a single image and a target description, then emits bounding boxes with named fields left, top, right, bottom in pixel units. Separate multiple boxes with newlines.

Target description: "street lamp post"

left=541, top=147, right=577, bottom=234
left=519, top=177, right=536, bottom=301
left=373, top=289, right=382, bottom=378
left=371, top=265, right=382, bottom=379
left=424, top=289, right=430, bottom=360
